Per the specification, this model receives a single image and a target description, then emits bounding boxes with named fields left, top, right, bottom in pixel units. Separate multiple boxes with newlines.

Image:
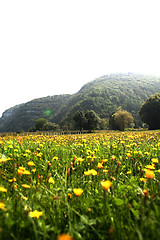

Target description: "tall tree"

left=112, top=108, right=134, bottom=131
left=73, top=111, right=86, bottom=131
left=35, top=118, right=47, bottom=131
left=139, top=93, right=160, bottom=130
left=85, top=110, right=100, bottom=131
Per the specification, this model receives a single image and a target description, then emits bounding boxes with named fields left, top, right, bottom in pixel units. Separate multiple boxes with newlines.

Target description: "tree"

left=110, top=107, right=134, bottom=131
left=114, top=109, right=134, bottom=131
left=85, top=110, right=101, bottom=131
left=33, top=118, right=59, bottom=131
left=35, top=118, right=47, bottom=131
left=109, top=111, right=116, bottom=130
left=73, top=111, right=86, bottom=131
left=139, top=93, right=160, bottom=130
left=43, top=121, right=59, bottom=131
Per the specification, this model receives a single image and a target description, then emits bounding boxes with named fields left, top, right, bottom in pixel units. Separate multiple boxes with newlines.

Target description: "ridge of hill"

left=0, top=73, right=160, bottom=132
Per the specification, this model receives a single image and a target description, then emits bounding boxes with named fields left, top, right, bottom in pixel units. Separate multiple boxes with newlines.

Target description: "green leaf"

left=88, top=219, right=97, bottom=226
left=80, top=215, right=89, bottom=225
left=114, top=198, right=124, bottom=206
left=130, top=208, right=139, bottom=218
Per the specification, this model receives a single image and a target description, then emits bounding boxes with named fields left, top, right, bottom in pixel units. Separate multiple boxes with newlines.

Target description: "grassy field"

left=0, top=131, right=160, bottom=240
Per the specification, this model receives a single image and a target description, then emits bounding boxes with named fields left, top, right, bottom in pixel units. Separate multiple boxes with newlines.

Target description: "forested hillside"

left=0, top=73, right=160, bottom=132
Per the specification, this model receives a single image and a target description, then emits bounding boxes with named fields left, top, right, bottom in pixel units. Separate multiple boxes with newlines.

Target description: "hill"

left=0, top=73, right=160, bottom=132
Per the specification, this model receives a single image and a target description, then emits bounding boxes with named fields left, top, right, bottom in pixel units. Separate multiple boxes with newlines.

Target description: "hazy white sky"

left=0, top=0, right=160, bottom=117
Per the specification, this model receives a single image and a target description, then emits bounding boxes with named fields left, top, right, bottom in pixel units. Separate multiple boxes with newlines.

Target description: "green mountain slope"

left=0, top=95, right=71, bottom=132
left=1, top=73, right=160, bottom=132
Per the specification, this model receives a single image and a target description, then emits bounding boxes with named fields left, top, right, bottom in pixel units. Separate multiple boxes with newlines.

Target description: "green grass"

left=0, top=131, right=160, bottom=239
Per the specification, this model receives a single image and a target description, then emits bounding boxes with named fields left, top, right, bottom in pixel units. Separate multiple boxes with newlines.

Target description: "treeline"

left=30, top=93, right=160, bottom=132
left=30, top=108, right=134, bottom=132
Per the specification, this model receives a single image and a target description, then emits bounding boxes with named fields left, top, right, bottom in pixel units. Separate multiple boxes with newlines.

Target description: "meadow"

left=0, top=130, right=160, bottom=240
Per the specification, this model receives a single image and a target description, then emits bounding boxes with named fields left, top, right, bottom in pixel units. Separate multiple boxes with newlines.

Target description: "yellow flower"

left=0, top=186, right=7, bottom=192
left=103, top=169, right=109, bottom=173
left=73, top=188, right=83, bottom=196
left=140, top=178, right=147, bottom=182
left=67, top=193, right=72, bottom=199
left=126, top=152, right=131, bottom=158
left=32, top=168, right=36, bottom=173
left=28, top=161, right=35, bottom=167
left=101, top=159, right=108, bottom=163
left=151, top=158, right=159, bottom=163
left=97, top=163, right=103, bottom=169
left=48, top=177, right=55, bottom=184
left=9, top=177, right=16, bottom=183
left=145, top=169, right=154, bottom=179
left=8, top=144, right=13, bottom=149
left=23, top=170, right=31, bottom=175
left=25, top=149, right=31, bottom=154
left=84, top=170, right=91, bottom=176
left=145, top=165, right=155, bottom=170
left=21, top=196, right=28, bottom=201
left=29, top=210, right=43, bottom=219
left=143, top=189, right=148, bottom=197
left=101, top=180, right=112, bottom=191
left=77, top=157, right=84, bottom=162
left=0, top=158, right=9, bottom=163
left=21, top=184, right=31, bottom=189
left=0, top=202, right=6, bottom=211
left=57, top=234, right=73, bottom=240
left=17, top=166, right=26, bottom=175
left=90, top=169, right=98, bottom=176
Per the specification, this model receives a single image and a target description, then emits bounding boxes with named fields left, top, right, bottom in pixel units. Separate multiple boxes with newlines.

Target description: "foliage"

left=0, top=131, right=160, bottom=239
left=84, top=110, right=101, bottom=131
left=114, top=108, right=134, bottom=131
left=73, top=111, right=86, bottom=131
left=109, top=108, right=134, bottom=131
left=73, top=110, right=101, bottom=131
left=31, top=118, right=59, bottom=131
left=139, top=93, right=160, bottom=129
left=35, top=118, right=48, bottom=131
left=1, top=73, right=160, bottom=132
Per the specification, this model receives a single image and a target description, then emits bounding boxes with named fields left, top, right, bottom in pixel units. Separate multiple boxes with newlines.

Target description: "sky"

left=0, top=0, right=160, bottom=117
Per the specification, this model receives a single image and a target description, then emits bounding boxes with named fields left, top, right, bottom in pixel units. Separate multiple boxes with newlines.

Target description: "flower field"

left=0, top=131, right=160, bottom=239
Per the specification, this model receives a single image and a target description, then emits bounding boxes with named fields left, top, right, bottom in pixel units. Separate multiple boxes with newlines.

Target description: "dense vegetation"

left=0, top=73, right=160, bottom=132
left=1, top=131, right=160, bottom=239
left=139, top=93, right=160, bottom=130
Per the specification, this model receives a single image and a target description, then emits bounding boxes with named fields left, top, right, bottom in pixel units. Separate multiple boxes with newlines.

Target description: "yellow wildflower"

left=101, top=180, right=112, bottom=191
left=145, top=165, right=155, bottom=170
left=90, top=169, right=97, bottom=176
left=9, top=177, right=17, bottom=183
left=145, top=169, right=154, bottom=179
left=28, top=161, right=35, bottom=167
left=73, top=188, right=83, bottom=196
left=0, top=202, right=6, bottom=211
left=103, top=169, right=109, bottom=173
left=140, top=178, right=147, bottom=182
left=151, top=158, right=158, bottom=163
left=21, top=184, right=31, bottom=189
left=97, top=163, right=103, bottom=169
left=48, top=177, right=55, bottom=184
left=0, top=187, right=7, bottom=192
left=57, top=234, right=73, bottom=240
left=23, top=170, right=31, bottom=175
left=29, top=210, right=43, bottom=219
